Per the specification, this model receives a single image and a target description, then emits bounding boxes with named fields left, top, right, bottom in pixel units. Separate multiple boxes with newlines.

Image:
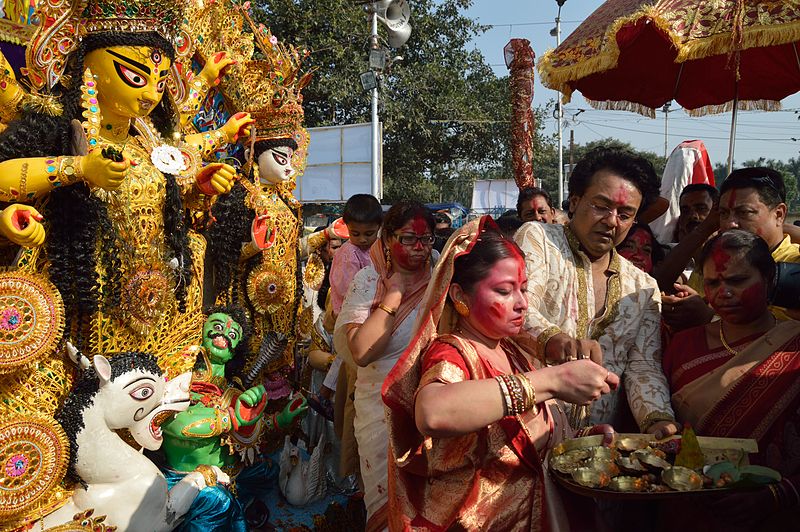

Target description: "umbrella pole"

left=726, top=81, right=739, bottom=176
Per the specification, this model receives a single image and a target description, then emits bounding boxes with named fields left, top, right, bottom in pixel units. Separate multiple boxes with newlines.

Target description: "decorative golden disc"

left=246, top=264, right=292, bottom=315
left=0, top=271, right=65, bottom=373
left=0, top=416, right=69, bottom=519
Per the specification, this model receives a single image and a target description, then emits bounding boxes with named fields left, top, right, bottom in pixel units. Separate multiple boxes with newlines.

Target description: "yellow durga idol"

left=0, top=0, right=253, bottom=373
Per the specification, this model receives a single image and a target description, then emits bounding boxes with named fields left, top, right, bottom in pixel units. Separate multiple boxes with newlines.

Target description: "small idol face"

left=84, top=45, right=172, bottom=119
left=257, top=146, right=296, bottom=184
left=202, top=312, right=243, bottom=365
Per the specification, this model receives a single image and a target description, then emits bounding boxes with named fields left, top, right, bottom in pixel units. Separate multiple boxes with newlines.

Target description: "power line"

left=577, top=120, right=797, bottom=142
left=482, top=20, right=583, bottom=28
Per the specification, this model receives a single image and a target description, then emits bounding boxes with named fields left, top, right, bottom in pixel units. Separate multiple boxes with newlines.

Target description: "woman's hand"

left=0, top=204, right=45, bottom=247
left=550, top=359, right=619, bottom=405
left=382, top=270, right=407, bottom=300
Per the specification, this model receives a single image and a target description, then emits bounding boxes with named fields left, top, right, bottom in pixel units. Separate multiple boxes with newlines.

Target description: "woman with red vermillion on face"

left=333, top=201, right=437, bottom=531
left=382, top=217, right=619, bottom=531
left=662, top=230, right=800, bottom=530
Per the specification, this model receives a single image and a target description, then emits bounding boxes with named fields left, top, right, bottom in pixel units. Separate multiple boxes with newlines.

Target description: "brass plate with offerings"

left=549, top=433, right=780, bottom=500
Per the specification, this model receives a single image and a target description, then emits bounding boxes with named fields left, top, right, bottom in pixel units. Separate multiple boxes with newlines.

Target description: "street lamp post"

left=370, top=9, right=381, bottom=199
left=553, top=0, right=566, bottom=205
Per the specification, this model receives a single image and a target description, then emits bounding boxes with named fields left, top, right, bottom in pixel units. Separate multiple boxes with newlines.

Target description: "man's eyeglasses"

left=394, top=233, right=435, bottom=246
left=587, top=202, right=635, bottom=224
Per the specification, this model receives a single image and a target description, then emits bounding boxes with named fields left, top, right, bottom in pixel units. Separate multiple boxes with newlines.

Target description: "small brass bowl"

left=586, top=457, right=620, bottom=477
left=551, top=454, right=581, bottom=474
left=662, top=466, right=703, bottom=491
left=633, top=449, right=671, bottom=471
left=572, top=467, right=610, bottom=488
left=616, top=437, right=649, bottom=452
left=616, top=455, right=648, bottom=475
left=609, top=476, right=644, bottom=492
left=590, top=446, right=617, bottom=461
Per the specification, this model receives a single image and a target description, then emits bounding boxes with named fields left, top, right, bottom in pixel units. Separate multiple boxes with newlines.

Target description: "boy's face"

left=347, top=221, right=381, bottom=251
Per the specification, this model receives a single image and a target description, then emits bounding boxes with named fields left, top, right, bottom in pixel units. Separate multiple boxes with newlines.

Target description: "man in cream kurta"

left=514, top=146, right=678, bottom=438
left=515, top=222, right=674, bottom=431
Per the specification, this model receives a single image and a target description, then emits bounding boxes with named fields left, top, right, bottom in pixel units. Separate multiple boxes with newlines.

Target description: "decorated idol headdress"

left=224, top=6, right=313, bottom=143
left=23, top=0, right=191, bottom=90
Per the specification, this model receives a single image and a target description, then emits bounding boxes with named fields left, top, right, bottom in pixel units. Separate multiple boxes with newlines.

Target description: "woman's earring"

left=384, top=244, right=392, bottom=271
left=454, top=299, right=470, bottom=318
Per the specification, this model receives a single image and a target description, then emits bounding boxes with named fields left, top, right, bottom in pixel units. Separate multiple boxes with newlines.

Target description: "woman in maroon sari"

left=663, top=229, right=800, bottom=529
left=383, top=217, right=619, bottom=531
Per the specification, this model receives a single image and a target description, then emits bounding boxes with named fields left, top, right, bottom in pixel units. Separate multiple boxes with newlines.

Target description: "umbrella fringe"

left=677, top=20, right=800, bottom=63
left=585, top=98, right=656, bottom=118
left=685, top=99, right=782, bottom=117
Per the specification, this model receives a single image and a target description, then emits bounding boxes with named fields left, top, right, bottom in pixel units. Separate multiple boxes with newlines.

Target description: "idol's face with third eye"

left=83, top=45, right=172, bottom=119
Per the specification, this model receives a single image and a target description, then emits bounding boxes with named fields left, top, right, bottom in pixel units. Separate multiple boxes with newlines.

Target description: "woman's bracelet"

left=494, top=375, right=512, bottom=416
left=517, top=373, right=538, bottom=415
left=377, top=303, right=397, bottom=316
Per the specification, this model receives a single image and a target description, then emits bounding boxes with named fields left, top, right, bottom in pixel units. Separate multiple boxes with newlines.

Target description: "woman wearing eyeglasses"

left=334, top=200, right=437, bottom=531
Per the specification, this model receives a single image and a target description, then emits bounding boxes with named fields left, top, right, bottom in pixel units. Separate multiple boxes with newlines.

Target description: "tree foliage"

left=254, top=0, right=521, bottom=203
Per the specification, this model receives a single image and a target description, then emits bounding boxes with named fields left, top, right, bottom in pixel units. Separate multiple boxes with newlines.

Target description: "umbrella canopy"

left=538, top=0, right=800, bottom=117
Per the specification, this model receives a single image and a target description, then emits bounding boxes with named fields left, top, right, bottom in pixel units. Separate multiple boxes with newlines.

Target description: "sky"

left=462, top=0, right=800, bottom=170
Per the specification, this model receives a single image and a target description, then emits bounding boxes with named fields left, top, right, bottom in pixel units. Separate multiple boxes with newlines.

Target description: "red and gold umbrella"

left=538, top=1, right=800, bottom=168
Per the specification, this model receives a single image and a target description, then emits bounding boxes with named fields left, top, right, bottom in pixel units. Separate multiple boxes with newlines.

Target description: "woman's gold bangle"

left=377, top=303, right=397, bottom=316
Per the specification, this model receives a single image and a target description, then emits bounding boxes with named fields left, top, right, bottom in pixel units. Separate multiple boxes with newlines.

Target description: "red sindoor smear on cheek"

left=390, top=241, right=414, bottom=270
left=740, top=281, right=766, bottom=308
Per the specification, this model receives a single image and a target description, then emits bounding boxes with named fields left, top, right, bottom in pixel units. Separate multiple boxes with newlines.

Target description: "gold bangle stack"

left=517, top=373, right=538, bottom=415
left=495, top=375, right=512, bottom=416
left=496, top=373, right=538, bottom=416
left=194, top=464, right=218, bottom=487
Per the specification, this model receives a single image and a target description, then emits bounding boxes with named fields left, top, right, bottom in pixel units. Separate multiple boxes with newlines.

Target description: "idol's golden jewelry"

left=377, top=304, right=397, bottom=317
left=0, top=88, right=24, bottom=123
left=179, top=76, right=212, bottom=116
left=44, top=156, right=82, bottom=188
left=194, top=464, right=218, bottom=487
left=18, top=163, right=28, bottom=200
left=494, top=375, right=512, bottom=416
left=718, top=322, right=738, bottom=356
left=241, top=240, right=262, bottom=260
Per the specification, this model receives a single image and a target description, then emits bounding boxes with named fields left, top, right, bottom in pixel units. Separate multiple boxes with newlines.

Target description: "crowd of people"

left=308, top=146, right=799, bottom=531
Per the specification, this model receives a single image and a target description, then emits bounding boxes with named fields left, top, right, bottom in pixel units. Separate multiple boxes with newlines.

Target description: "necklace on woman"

left=718, top=315, right=776, bottom=356
left=718, top=322, right=739, bottom=356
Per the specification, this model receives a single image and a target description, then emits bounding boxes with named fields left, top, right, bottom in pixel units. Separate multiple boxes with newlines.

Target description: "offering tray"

left=549, top=433, right=775, bottom=500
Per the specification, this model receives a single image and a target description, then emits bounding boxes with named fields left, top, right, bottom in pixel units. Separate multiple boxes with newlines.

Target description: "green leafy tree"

left=253, top=0, right=520, bottom=203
